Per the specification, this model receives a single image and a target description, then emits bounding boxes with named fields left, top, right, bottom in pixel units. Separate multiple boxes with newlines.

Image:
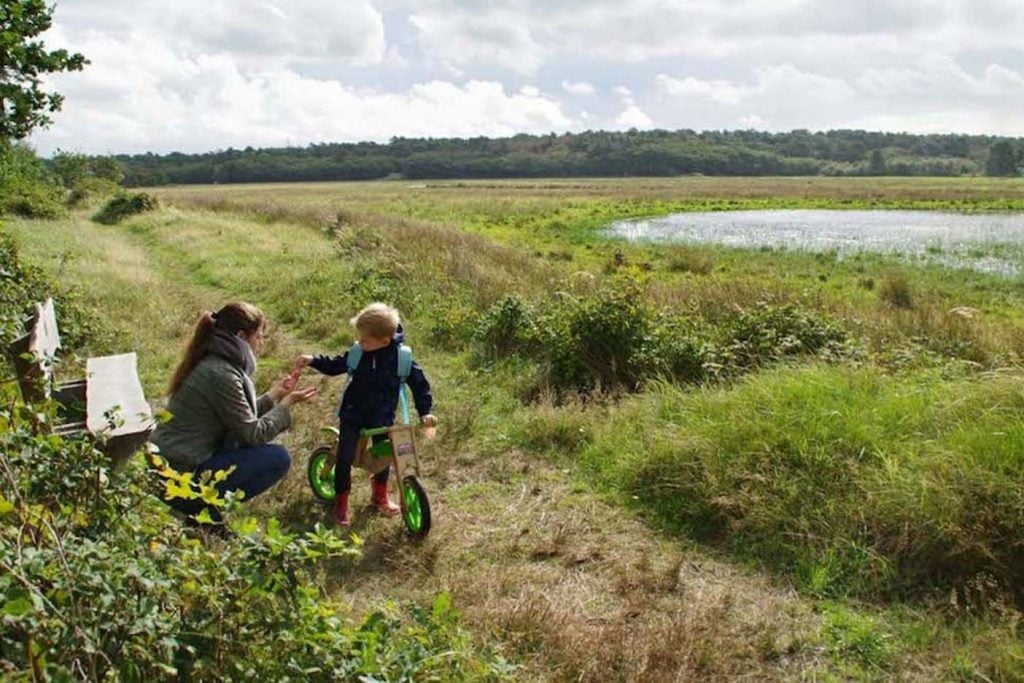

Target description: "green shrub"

left=0, top=175, right=65, bottom=218
left=650, top=320, right=713, bottom=384
left=0, top=230, right=95, bottom=351
left=722, top=303, right=848, bottom=370
left=67, top=176, right=120, bottom=207
left=476, top=290, right=847, bottom=397
left=543, top=284, right=657, bottom=393
left=0, top=144, right=65, bottom=218
left=475, top=295, right=539, bottom=360
left=92, top=192, right=159, bottom=225
left=429, top=297, right=478, bottom=347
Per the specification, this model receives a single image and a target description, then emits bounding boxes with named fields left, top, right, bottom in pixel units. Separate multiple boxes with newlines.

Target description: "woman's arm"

left=205, top=370, right=292, bottom=446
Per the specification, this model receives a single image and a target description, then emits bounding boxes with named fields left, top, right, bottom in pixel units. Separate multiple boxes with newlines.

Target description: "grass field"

left=9, top=176, right=1024, bottom=680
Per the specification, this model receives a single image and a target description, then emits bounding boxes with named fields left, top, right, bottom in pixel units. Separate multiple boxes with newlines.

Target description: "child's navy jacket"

left=309, top=330, right=432, bottom=428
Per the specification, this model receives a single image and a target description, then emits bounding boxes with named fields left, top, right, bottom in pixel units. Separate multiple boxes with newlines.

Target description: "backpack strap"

left=397, top=344, right=412, bottom=425
left=345, top=342, right=362, bottom=376
left=397, top=344, right=412, bottom=383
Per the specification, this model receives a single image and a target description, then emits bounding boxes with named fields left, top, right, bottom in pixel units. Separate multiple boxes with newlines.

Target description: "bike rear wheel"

left=307, top=446, right=336, bottom=501
left=401, top=476, right=431, bottom=538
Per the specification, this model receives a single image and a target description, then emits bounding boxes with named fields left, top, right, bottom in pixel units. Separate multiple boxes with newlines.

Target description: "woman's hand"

left=281, top=386, right=319, bottom=407
left=269, top=368, right=303, bottom=402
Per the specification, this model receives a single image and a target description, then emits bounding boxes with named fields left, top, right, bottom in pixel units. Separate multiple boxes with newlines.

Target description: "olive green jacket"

left=151, top=355, right=291, bottom=470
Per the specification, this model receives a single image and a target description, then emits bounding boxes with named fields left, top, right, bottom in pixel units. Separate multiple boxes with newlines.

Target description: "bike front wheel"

left=307, top=446, right=336, bottom=501
left=401, top=476, right=431, bottom=538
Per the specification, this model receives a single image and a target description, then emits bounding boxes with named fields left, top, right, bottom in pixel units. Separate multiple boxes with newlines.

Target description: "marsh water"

left=608, top=210, right=1024, bottom=276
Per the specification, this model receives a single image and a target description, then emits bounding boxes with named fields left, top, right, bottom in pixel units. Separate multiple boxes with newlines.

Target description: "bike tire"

left=401, top=476, right=431, bottom=538
left=307, top=446, right=336, bottom=501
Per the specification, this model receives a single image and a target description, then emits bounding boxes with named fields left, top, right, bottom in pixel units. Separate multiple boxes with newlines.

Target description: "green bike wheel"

left=401, top=476, right=431, bottom=538
left=307, top=446, right=336, bottom=501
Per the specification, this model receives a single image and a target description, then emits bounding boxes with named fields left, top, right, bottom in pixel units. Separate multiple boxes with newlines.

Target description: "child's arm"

left=407, top=361, right=433, bottom=422
left=293, top=352, right=349, bottom=377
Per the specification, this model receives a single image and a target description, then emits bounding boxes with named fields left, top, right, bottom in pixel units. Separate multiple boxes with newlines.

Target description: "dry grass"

left=152, top=176, right=1024, bottom=208
left=265, top=443, right=825, bottom=682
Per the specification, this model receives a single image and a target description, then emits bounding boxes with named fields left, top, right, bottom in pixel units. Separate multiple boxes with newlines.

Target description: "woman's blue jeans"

left=167, top=444, right=291, bottom=522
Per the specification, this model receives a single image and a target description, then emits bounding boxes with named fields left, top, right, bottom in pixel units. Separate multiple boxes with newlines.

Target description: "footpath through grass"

left=11, top=177, right=1024, bottom=679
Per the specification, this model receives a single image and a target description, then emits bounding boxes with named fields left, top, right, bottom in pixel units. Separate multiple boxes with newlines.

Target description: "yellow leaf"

left=164, top=479, right=195, bottom=501
left=200, top=486, right=224, bottom=506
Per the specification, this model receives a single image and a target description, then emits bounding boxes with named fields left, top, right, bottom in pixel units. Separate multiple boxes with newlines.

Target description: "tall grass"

left=582, top=364, right=1024, bottom=601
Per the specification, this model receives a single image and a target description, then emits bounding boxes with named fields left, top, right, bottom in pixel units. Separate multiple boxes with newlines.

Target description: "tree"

left=868, top=149, right=886, bottom=175
left=91, top=156, right=124, bottom=184
left=51, top=148, right=88, bottom=187
left=0, top=0, right=87, bottom=141
left=985, top=141, right=1019, bottom=177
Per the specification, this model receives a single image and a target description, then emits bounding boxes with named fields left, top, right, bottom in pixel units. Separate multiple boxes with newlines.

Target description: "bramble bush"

left=0, top=230, right=95, bottom=352
left=92, top=192, right=159, bottom=225
left=0, top=145, right=65, bottom=219
left=474, top=283, right=848, bottom=397
left=0, top=409, right=512, bottom=680
left=720, top=303, right=849, bottom=370
left=475, top=295, right=540, bottom=360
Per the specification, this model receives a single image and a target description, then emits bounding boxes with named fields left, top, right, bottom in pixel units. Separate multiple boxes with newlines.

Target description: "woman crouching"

left=151, top=301, right=316, bottom=529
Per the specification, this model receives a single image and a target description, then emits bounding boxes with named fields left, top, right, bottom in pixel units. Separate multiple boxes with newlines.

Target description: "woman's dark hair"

left=168, top=301, right=265, bottom=395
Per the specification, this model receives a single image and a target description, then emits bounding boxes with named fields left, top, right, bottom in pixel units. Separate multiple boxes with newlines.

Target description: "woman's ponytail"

left=168, top=301, right=266, bottom=396
left=168, top=311, right=217, bottom=395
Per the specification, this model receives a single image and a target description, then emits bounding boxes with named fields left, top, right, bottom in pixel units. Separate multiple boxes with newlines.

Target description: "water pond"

left=607, top=210, right=1024, bottom=277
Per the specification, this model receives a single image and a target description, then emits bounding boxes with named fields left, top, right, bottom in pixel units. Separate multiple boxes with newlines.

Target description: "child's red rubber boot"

left=370, top=479, right=400, bottom=516
left=331, top=491, right=351, bottom=527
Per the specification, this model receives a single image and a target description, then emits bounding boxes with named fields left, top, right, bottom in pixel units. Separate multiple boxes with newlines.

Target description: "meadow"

left=9, top=175, right=1024, bottom=680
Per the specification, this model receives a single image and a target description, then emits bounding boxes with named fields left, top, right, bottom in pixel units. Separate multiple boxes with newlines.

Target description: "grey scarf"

left=205, top=328, right=257, bottom=377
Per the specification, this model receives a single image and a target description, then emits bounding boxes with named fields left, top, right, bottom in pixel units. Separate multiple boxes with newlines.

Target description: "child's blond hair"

left=351, top=302, right=400, bottom=340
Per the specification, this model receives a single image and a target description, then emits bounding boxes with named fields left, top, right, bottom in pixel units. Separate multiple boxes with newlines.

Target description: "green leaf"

left=4, top=594, right=32, bottom=617
left=0, top=493, right=14, bottom=517
left=194, top=508, right=215, bottom=525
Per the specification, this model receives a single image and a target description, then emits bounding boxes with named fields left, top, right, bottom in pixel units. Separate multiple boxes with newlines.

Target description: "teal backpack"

left=344, top=342, right=413, bottom=424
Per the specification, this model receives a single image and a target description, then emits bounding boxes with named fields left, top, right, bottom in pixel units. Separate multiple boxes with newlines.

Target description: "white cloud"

left=656, top=75, right=742, bottom=105
left=27, top=0, right=1024, bottom=153
left=739, top=114, right=768, bottom=128
left=856, top=54, right=1024, bottom=100
left=409, top=9, right=546, bottom=74
left=51, top=0, right=387, bottom=67
left=614, top=105, right=653, bottom=129
left=34, top=46, right=577, bottom=154
left=562, top=80, right=596, bottom=95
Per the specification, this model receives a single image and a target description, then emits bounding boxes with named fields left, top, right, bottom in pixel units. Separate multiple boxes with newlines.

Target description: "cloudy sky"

left=29, top=0, right=1024, bottom=156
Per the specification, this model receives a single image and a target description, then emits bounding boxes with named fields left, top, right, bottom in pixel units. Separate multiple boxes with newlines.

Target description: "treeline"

left=117, top=129, right=1024, bottom=186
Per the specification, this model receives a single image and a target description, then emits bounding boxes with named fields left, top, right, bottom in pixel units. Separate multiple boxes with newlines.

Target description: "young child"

left=294, top=303, right=435, bottom=527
